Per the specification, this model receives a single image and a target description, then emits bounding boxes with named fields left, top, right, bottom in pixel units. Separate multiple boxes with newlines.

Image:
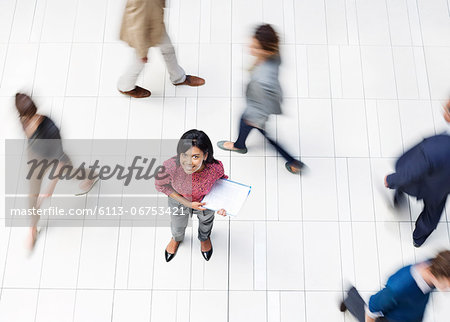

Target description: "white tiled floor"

left=1, top=0, right=450, bottom=321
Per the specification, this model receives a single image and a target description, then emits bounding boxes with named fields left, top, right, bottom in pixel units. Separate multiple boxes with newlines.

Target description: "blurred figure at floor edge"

left=340, top=250, right=450, bottom=322
left=383, top=100, right=450, bottom=247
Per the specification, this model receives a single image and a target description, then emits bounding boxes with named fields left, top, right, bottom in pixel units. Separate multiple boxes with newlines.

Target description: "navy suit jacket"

left=387, top=134, right=450, bottom=201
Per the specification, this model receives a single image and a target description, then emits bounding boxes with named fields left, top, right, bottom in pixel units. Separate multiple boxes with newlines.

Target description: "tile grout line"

left=147, top=0, right=173, bottom=313
left=226, top=2, right=234, bottom=321
left=72, top=0, right=110, bottom=320
left=323, top=2, right=349, bottom=320
left=261, top=0, right=272, bottom=319
left=290, top=2, right=308, bottom=320
left=0, top=0, right=18, bottom=89
left=0, top=0, right=22, bottom=306
left=357, top=0, right=385, bottom=291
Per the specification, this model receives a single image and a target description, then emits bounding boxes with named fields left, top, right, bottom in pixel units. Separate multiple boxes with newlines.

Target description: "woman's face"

left=179, top=146, right=207, bottom=174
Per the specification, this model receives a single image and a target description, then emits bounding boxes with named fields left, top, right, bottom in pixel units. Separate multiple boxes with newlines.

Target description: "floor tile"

left=305, top=291, right=345, bottom=322
left=66, top=44, right=103, bottom=97
left=41, top=0, right=78, bottom=42
left=294, top=1, right=327, bottom=44
left=77, top=227, right=119, bottom=289
left=0, top=43, right=39, bottom=96
left=304, top=222, right=342, bottom=291
left=229, top=222, right=253, bottom=290
left=301, top=158, right=338, bottom=221
left=112, top=290, right=152, bottom=322
left=33, top=44, right=71, bottom=96
left=332, top=99, right=369, bottom=157
left=73, top=290, right=113, bottom=322
left=398, top=100, right=436, bottom=149
left=360, top=46, right=396, bottom=99
left=356, top=0, right=390, bottom=45
left=198, top=44, right=231, bottom=98
left=298, top=99, right=335, bottom=157
left=39, top=227, right=82, bottom=288
left=0, top=0, right=15, bottom=43
left=0, top=289, right=38, bottom=322
left=229, top=291, right=266, bottom=322
left=417, top=0, right=450, bottom=46
left=35, top=289, right=76, bottom=322
left=424, top=47, right=450, bottom=99
left=267, top=222, right=303, bottom=290
left=386, top=0, right=413, bottom=46
left=73, top=0, right=108, bottom=43
left=190, top=291, right=227, bottom=322
left=352, top=222, right=380, bottom=291
left=280, top=291, right=306, bottom=322
left=339, top=46, right=364, bottom=98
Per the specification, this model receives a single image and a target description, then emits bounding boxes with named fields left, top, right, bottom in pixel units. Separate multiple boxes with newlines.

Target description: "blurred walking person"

left=118, top=0, right=205, bottom=98
left=217, top=24, right=304, bottom=174
left=383, top=101, right=450, bottom=247
left=340, top=250, right=450, bottom=322
left=15, top=93, right=98, bottom=249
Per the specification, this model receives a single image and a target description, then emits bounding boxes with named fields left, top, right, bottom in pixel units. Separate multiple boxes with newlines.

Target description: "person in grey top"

left=217, top=24, right=304, bottom=174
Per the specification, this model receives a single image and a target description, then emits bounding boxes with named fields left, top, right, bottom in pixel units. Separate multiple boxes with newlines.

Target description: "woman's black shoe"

left=165, top=249, right=176, bottom=262
left=201, top=245, right=213, bottom=261
left=165, top=240, right=180, bottom=262
left=165, top=249, right=177, bottom=262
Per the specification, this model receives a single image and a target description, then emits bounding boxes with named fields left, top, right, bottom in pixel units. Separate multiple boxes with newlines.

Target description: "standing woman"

left=217, top=24, right=304, bottom=174
left=15, top=93, right=97, bottom=249
left=155, top=130, right=227, bottom=262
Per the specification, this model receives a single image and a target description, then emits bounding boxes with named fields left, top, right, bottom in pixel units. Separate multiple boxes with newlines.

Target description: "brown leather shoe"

left=119, top=86, right=151, bottom=98
left=174, top=75, right=205, bottom=87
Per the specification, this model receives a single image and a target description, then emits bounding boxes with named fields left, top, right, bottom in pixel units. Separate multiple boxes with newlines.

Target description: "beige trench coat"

left=120, top=0, right=166, bottom=58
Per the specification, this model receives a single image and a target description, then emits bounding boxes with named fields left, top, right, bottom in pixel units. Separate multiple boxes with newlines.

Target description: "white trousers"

left=118, top=29, right=186, bottom=92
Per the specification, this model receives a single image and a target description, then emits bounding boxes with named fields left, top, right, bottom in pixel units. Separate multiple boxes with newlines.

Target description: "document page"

left=201, top=179, right=251, bottom=216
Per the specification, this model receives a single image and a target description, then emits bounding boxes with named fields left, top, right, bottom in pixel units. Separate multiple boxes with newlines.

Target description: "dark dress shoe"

left=174, top=75, right=205, bottom=87
left=285, top=160, right=305, bottom=175
left=165, top=249, right=177, bottom=262
left=339, top=301, right=347, bottom=312
left=119, top=86, right=151, bottom=98
left=201, top=245, right=213, bottom=261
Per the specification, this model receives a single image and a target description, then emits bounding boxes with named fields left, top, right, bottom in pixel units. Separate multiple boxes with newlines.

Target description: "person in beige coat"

left=118, top=0, right=205, bottom=98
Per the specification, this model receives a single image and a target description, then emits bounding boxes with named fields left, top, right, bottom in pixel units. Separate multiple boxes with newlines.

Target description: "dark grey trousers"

left=168, top=198, right=215, bottom=242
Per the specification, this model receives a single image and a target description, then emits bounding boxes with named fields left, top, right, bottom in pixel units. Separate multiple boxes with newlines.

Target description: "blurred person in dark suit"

left=384, top=100, right=450, bottom=247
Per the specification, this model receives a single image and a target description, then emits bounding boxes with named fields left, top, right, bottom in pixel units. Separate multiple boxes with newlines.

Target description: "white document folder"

left=201, top=179, right=251, bottom=216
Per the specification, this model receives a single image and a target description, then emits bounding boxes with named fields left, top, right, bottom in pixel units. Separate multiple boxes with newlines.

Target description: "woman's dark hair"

left=254, top=24, right=279, bottom=55
left=176, top=129, right=218, bottom=165
left=430, top=250, right=450, bottom=279
left=15, top=93, right=37, bottom=118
